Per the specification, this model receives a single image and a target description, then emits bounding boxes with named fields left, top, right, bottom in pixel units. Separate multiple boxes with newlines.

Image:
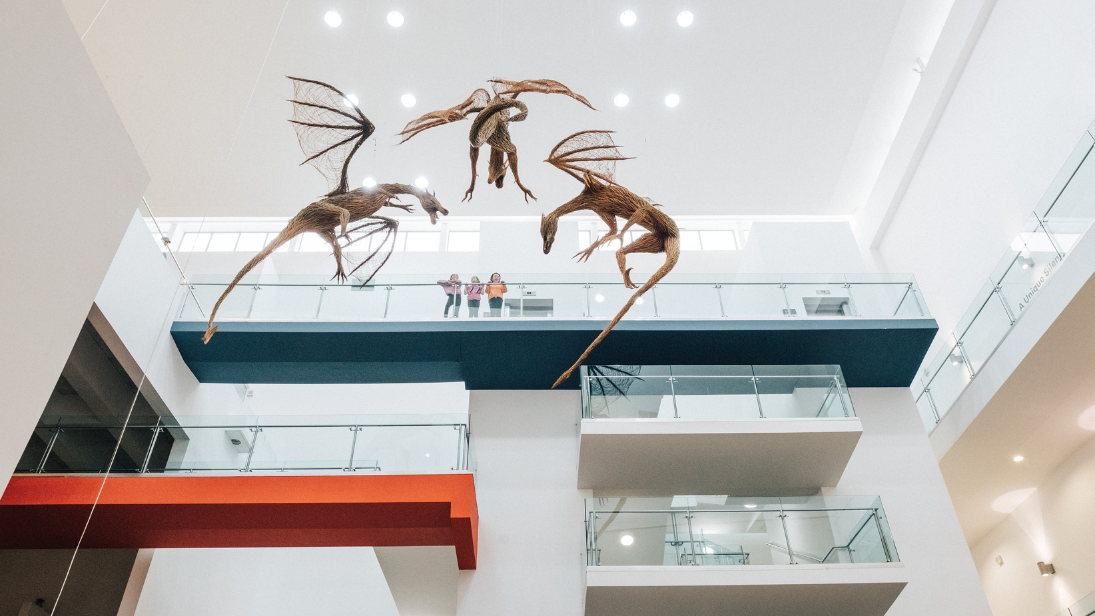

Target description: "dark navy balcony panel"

left=171, top=318, right=938, bottom=389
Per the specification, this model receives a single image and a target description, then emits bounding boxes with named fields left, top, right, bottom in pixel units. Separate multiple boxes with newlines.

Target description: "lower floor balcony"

left=584, top=496, right=905, bottom=616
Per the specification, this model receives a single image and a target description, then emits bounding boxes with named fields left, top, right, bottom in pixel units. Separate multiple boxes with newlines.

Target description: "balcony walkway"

left=0, top=473, right=479, bottom=569
left=172, top=317, right=937, bottom=389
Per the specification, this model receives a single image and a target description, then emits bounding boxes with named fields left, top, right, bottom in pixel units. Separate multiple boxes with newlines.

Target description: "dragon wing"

left=288, top=77, right=375, bottom=196
left=490, top=79, right=596, bottom=110
left=397, top=88, right=492, bottom=144
left=546, top=130, right=632, bottom=186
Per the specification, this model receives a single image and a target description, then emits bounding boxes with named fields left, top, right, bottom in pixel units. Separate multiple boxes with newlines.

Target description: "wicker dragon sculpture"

left=201, top=77, right=448, bottom=344
left=398, top=79, right=595, bottom=202
left=540, top=131, right=681, bottom=387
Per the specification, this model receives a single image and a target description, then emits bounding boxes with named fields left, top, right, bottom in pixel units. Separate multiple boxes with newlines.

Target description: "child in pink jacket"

left=464, top=276, right=485, bottom=317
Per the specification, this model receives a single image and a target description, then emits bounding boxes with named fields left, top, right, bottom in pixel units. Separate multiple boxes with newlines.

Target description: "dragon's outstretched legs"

left=319, top=230, right=348, bottom=283
left=463, top=146, right=480, bottom=202
left=616, top=233, right=665, bottom=289
left=507, top=150, right=536, bottom=202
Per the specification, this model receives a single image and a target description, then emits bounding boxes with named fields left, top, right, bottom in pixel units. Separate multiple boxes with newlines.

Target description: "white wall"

left=133, top=548, right=400, bottom=616
left=0, top=0, right=149, bottom=491
left=738, top=222, right=867, bottom=274
left=833, top=388, right=992, bottom=615
left=457, top=390, right=588, bottom=616
left=970, top=436, right=1095, bottom=616
left=94, top=212, right=250, bottom=418
left=870, top=0, right=1095, bottom=362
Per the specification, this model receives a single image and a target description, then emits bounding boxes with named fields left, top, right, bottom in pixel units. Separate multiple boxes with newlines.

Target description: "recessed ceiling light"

left=401, top=93, right=417, bottom=107
left=1013, top=455, right=1024, bottom=462
left=744, top=503, right=757, bottom=509
left=677, top=11, right=694, bottom=27
left=415, top=176, right=429, bottom=188
left=635, top=297, right=644, bottom=305
left=664, top=93, right=680, bottom=107
left=324, top=11, right=342, bottom=27
left=425, top=453, right=430, bottom=457
left=594, top=294, right=605, bottom=302
left=620, top=533, right=634, bottom=546
left=614, top=94, right=629, bottom=107
left=619, top=10, right=636, bottom=26
left=344, top=94, right=359, bottom=107
left=362, top=177, right=377, bottom=188
left=387, top=11, right=404, bottom=27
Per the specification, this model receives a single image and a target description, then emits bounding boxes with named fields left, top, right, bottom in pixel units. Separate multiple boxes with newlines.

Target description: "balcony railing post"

left=873, top=509, right=893, bottom=563
left=243, top=427, right=261, bottom=472
left=668, top=376, right=680, bottom=419
left=651, top=285, right=659, bottom=317
left=383, top=285, right=393, bottom=318
left=140, top=417, right=163, bottom=474
left=345, top=426, right=361, bottom=472
left=584, top=283, right=592, bottom=317
left=892, top=282, right=913, bottom=317
left=714, top=283, right=726, bottom=317
left=36, top=428, right=61, bottom=473
left=921, top=388, right=941, bottom=424
left=750, top=366, right=765, bottom=418
left=685, top=509, right=698, bottom=566
left=245, top=285, right=260, bottom=318
left=314, top=285, right=327, bottom=319
left=842, top=282, right=859, bottom=317
left=993, top=284, right=1016, bottom=325
left=779, top=500, right=796, bottom=565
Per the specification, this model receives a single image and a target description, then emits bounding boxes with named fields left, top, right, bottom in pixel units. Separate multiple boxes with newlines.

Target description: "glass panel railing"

left=581, top=365, right=853, bottom=420
left=919, top=122, right=1095, bottom=431
left=16, top=414, right=470, bottom=475
left=176, top=273, right=929, bottom=323
left=585, top=495, right=898, bottom=567
left=1059, top=587, right=1095, bottom=616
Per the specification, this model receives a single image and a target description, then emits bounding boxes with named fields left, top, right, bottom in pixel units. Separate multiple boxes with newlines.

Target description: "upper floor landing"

left=172, top=273, right=937, bottom=389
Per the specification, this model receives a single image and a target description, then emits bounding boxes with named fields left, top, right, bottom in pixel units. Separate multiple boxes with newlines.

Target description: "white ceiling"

left=938, top=273, right=1095, bottom=545
left=64, top=0, right=946, bottom=219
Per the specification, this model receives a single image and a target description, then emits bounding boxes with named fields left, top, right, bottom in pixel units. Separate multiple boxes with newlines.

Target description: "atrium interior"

left=2, top=1, right=1095, bottom=616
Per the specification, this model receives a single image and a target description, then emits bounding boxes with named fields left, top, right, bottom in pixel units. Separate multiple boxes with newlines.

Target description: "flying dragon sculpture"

left=539, top=130, right=681, bottom=387
left=201, top=76, right=448, bottom=343
left=397, top=79, right=595, bottom=203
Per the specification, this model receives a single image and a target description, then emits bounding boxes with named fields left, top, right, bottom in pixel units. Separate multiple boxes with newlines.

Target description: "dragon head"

left=418, top=189, right=449, bottom=224
left=540, top=213, right=557, bottom=254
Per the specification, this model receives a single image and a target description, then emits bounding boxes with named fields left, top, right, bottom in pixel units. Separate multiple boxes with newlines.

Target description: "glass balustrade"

left=585, top=495, right=898, bottom=567
left=176, top=273, right=928, bottom=323
left=917, top=122, right=1095, bottom=431
left=581, top=365, right=854, bottom=420
left=1058, top=588, right=1095, bottom=616
left=15, top=413, right=470, bottom=475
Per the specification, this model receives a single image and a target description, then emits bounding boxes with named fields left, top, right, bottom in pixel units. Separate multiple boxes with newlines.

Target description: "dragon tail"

left=201, top=225, right=298, bottom=344
left=552, top=235, right=680, bottom=388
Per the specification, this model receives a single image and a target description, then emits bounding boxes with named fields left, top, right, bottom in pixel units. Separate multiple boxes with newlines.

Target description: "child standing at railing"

left=438, top=274, right=462, bottom=317
left=485, top=273, right=507, bottom=317
left=465, top=277, right=485, bottom=317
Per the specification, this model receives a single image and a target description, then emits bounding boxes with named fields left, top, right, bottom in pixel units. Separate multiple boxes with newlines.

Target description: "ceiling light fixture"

left=1018, top=255, right=1035, bottom=269
left=1038, top=561, right=1056, bottom=576
left=950, top=351, right=964, bottom=366
left=677, top=11, right=693, bottom=27
left=620, top=533, right=634, bottom=546
left=387, top=11, right=404, bottom=27
left=344, top=94, right=359, bottom=107
left=363, top=177, right=377, bottom=188
left=414, top=176, right=429, bottom=188
left=665, top=93, right=680, bottom=107
left=594, top=294, right=605, bottom=302
left=1013, top=455, right=1024, bottom=462
left=635, top=297, right=644, bottom=305
left=614, top=94, right=629, bottom=107
left=324, top=11, right=342, bottom=27
left=744, top=503, right=757, bottom=509
left=401, top=93, right=417, bottom=107
left=620, top=10, right=636, bottom=26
